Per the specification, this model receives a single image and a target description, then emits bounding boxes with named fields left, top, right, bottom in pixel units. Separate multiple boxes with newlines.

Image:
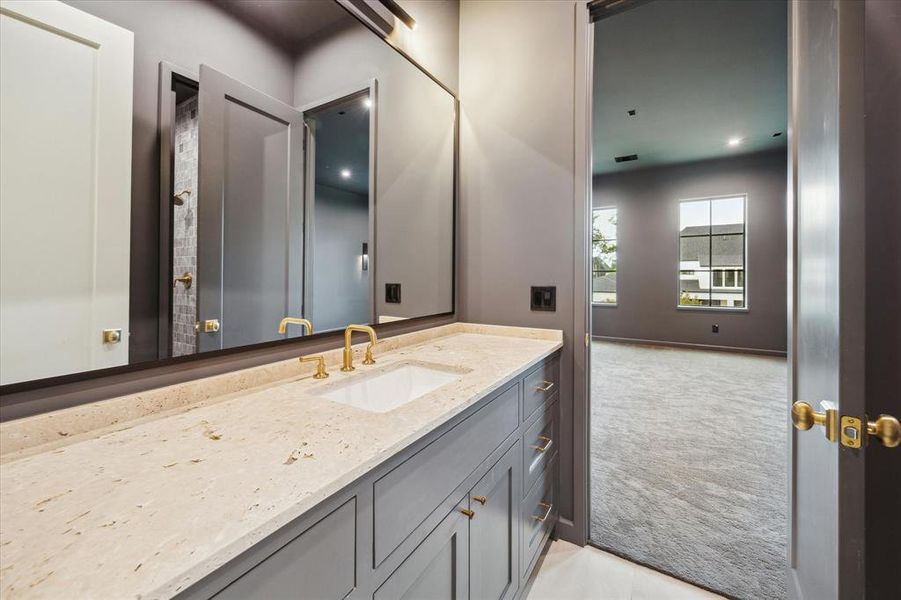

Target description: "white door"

left=196, top=65, right=304, bottom=352
left=788, top=1, right=879, bottom=598
left=0, top=1, right=133, bottom=384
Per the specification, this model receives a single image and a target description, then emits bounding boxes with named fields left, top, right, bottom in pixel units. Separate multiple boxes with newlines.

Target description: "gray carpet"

left=589, top=341, right=787, bottom=600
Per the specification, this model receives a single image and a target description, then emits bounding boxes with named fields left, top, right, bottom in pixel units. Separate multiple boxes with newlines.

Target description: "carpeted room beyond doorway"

left=589, top=341, right=787, bottom=600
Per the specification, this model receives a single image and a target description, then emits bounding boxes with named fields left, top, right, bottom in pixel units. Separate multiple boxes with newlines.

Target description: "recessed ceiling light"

left=340, top=169, right=351, bottom=179
left=727, top=137, right=743, bottom=147
left=362, top=97, right=372, bottom=109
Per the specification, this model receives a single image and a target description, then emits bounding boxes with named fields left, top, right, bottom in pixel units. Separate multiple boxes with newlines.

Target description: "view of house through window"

left=679, top=195, right=746, bottom=307
left=592, top=207, right=617, bottom=304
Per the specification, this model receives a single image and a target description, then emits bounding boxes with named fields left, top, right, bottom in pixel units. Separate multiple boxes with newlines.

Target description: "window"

left=678, top=195, right=745, bottom=308
left=592, top=207, right=617, bottom=304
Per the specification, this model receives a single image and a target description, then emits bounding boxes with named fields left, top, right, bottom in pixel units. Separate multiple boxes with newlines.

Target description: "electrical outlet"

left=385, top=283, right=401, bottom=304
left=530, top=286, right=556, bottom=312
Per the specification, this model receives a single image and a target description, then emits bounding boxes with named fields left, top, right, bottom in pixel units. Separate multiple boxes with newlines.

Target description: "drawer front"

left=520, top=460, right=557, bottom=580
left=373, top=383, right=519, bottom=566
left=214, top=498, right=355, bottom=600
left=522, top=399, right=558, bottom=497
left=522, top=358, right=559, bottom=422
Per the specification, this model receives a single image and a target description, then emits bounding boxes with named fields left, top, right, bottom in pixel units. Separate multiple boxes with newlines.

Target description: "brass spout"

left=278, top=317, right=313, bottom=335
left=342, top=324, right=378, bottom=372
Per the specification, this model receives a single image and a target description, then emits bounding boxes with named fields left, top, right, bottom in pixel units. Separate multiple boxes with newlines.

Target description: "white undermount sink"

left=317, top=363, right=463, bottom=413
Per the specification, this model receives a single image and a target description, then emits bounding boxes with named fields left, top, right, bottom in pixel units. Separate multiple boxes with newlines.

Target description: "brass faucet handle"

left=299, top=355, right=329, bottom=379
left=363, top=342, right=377, bottom=365
left=173, top=271, right=193, bottom=289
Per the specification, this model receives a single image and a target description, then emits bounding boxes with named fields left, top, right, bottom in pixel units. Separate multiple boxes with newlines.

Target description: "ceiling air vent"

left=614, top=154, right=638, bottom=163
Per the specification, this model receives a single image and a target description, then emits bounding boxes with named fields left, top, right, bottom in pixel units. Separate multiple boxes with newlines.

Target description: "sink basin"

left=317, top=363, right=463, bottom=413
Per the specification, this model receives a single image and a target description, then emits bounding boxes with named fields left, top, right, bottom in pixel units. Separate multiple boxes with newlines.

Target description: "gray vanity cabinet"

left=469, top=442, right=521, bottom=600
left=178, top=352, right=561, bottom=600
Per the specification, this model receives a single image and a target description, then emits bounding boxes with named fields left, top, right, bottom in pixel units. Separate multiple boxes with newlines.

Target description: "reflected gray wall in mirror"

left=0, top=0, right=455, bottom=388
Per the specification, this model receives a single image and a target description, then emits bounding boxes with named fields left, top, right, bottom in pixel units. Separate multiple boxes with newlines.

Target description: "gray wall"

left=65, top=0, right=296, bottom=364
left=864, top=0, right=901, bottom=595
left=459, top=0, right=579, bottom=533
left=591, top=150, right=788, bottom=352
left=391, top=0, right=460, bottom=93
left=294, top=20, right=455, bottom=322
left=311, top=184, right=371, bottom=332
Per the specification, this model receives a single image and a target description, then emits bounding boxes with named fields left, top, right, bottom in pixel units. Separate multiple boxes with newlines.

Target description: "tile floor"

left=528, top=541, right=725, bottom=600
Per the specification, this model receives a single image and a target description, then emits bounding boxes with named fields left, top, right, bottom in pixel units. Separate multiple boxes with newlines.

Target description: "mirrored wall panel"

left=0, top=0, right=455, bottom=386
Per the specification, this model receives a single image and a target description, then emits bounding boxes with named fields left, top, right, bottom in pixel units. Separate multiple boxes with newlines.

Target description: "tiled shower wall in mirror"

left=172, top=97, right=198, bottom=357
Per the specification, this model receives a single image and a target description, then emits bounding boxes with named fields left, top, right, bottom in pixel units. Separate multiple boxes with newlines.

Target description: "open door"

left=788, top=1, right=899, bottom=598
left=196, top=65, right=305, bottom=352
left=0, top=0, right=133, bottom=383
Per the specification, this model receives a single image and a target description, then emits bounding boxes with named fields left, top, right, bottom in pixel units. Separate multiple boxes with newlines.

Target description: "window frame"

left=676, top=193, right=749, bottom=312
left=591, top=205, right=618, bottom=307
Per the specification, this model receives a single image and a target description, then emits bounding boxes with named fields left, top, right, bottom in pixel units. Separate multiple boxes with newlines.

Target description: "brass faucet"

left=278, top=317, right=313, bottom=336
left=299, top=355, right=329, bottom=379
left=342, top=324, right=378, bottom=372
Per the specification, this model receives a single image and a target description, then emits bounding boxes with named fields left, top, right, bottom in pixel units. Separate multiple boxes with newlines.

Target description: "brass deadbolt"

left=102, top=328, right=122, bottom=344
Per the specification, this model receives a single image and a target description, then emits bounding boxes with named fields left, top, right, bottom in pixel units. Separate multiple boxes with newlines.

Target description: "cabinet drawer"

left=521, top=358, right=559, bottom=422
left=520, top=460, right=557, bottom=579
left=213, top=498, right=355, bottom=600
left=522, top=400, right=558, bottom=498
left=373, top=382, right=519, bottom=566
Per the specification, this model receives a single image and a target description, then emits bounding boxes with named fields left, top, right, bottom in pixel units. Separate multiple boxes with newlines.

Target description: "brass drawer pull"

left=535, top=380, right=555, bottom=393
left=472, top=495, right=487, bottom=505
left=531, top=435, right=553, bottom=453
left=533, top=502, right=553, bottom=523
left=459, top=508, right=475, bottom=519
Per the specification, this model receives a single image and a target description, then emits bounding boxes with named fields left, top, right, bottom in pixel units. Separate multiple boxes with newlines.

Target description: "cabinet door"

left=469, top=442, right=521, bottom=600
left=374, top=504, right=470, bottom=600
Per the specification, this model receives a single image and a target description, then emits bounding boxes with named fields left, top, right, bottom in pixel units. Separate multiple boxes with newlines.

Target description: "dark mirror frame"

left=0, top=0, right=458, bottom=418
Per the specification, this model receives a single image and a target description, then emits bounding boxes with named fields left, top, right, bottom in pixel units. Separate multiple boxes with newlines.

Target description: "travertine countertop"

left=0, top=324, right=562, bottom=599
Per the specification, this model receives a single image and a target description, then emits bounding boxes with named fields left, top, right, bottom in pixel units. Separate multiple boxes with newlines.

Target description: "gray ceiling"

left=210, top=0, right=351, bottom=53
left=309, top=94, right=371, bottom=196
left=593, top=0, right=788, bottom=175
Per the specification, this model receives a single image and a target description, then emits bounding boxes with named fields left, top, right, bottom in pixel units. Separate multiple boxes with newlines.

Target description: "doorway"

left=587, top=1, right=789, bottom=598
left=302, top=87, right=375, bottom=333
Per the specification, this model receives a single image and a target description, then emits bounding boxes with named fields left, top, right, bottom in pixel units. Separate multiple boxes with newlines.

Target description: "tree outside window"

left=592, top=207, right=617, bottom=304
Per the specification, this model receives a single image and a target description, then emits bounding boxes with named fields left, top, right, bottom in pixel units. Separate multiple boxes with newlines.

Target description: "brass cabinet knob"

left=459, top=508, right=475, bottom=519
left=868, top=415, right=900, bottom=448
left=472, top=496, right=487, bottom=505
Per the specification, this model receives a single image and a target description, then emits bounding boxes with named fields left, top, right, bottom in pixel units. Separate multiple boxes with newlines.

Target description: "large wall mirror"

left=0, top=0, right=455, bottom=387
